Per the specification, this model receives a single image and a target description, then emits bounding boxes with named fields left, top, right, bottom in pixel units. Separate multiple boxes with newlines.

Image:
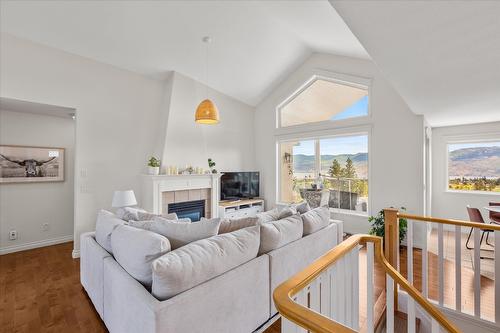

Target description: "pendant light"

left=195, top=36, right=219, bottom=124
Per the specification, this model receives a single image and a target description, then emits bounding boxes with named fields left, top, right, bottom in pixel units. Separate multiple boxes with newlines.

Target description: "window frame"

left=445, top=134, right=500, bottom=195
left=275, top=70, right=372, bottom=131
left=276, top=127, right=372, bottom=216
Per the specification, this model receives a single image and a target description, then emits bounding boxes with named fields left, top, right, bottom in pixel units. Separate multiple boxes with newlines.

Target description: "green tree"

left=328, top=159, right=342, bottom=178
left=342, top=157, right=357, bottom=178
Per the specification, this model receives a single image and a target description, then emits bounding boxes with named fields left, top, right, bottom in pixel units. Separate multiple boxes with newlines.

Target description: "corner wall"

left=254, top=53, right=425, bottom=239
left=161, top=72, right=255, bottom=172
left=0, top=110, right=75, bottom=253
left=0, top=33, right=165, bottom=255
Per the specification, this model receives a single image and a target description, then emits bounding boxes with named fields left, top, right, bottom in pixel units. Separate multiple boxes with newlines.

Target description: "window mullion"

left=315, top=139, right=320, bottom=179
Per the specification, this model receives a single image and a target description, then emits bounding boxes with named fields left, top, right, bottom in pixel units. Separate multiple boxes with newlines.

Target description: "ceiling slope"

left=331, top=0, right=500, bottom=127
left=0, top=0, right=368, bottom=106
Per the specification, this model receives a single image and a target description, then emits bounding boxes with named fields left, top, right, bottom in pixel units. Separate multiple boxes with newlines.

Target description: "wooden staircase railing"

left=273, top=234, right=459, bottom=333
left=384, top=209, right=500, bottom=324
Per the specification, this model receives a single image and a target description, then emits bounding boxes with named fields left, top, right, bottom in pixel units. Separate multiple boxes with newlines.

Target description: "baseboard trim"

left=72, top=249, right=80, bottom=258
left=0, top=235, right=74, bottom=255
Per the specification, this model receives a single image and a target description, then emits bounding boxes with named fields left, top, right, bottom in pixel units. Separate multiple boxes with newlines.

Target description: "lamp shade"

left=112, top=190, right=137, bottom=208
left=195, top=99, right=219, bottom=124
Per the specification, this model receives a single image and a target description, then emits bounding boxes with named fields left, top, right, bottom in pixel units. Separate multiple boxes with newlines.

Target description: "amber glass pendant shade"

left=195, top=99, right=219, bottom=124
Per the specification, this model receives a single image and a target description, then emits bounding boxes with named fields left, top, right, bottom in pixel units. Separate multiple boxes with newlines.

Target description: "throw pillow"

left=110, top=224, right=171, bottom=288
left=151, top=226, right=260, bottom=300
left=301, top=206, right=330, bottom=236
left=259, top=214, right=303, bottom=254
left=95, top=209, right=125, bottom=254
left=218, top=216, right=260, bottom=234
left=292, top=201, right=311, bottom=214
left=128, top=217, right=221, bottom=249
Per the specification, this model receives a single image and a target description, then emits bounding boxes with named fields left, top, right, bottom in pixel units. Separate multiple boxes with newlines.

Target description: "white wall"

left=255, top=53, right=425, bottom=241
left=0, top=110, right=75, bottom=253
left=0, top=34, right=257, bottom=255
left=0, top=33, right=166, bottom=255
left=161, top=72, right=255, bottom=172
left=432, top=121, right=500, bottom=222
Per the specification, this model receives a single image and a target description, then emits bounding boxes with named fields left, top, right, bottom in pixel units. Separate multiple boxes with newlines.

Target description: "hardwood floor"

left=0, top=240, right=495, bottom=332
left=0, top=242, right=106, bottom=333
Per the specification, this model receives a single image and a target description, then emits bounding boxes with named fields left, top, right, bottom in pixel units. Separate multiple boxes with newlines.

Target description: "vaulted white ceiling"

left=0, top=0, right=369, bottom=106
left=331, top=1, right=500, bottom=127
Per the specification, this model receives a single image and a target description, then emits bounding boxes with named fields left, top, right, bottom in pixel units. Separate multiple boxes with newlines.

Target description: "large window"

left=278, top=78, right=368, bottom=128
left=447, top=141, right=500, bottom=193
left=279, top=134, right=369, bottom=215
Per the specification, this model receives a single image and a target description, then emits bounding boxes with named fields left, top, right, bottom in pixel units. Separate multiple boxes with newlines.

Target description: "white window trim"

left=445, top=133, right=500, bottom=195
left=276, top=127, right=372, bottom=216
left=275, top=70, right=372, bottom=133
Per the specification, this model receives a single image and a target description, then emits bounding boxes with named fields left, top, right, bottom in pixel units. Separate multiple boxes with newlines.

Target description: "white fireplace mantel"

left=141, top=174, right=221, bottom=217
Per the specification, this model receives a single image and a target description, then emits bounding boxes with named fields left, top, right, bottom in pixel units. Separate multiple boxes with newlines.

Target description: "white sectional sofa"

left=80, top=210, right=343, bottom=333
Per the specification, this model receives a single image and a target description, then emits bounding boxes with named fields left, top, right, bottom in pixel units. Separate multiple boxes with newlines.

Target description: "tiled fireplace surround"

left=141, top=174, right=221, bottom=219
left=162, top=188, right=212, bottom=219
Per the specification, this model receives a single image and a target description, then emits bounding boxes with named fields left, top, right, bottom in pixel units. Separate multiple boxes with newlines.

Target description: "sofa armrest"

left=330, top=219, right=344, bottom=243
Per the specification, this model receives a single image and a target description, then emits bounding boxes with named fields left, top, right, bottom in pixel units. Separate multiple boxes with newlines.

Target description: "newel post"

left=384, top=208, right=399, bottom=310
left=384, top=208, right=399, bottom=269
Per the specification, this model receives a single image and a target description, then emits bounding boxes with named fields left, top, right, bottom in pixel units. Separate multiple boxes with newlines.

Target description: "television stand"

left=218, top=198, right=264, bottom=219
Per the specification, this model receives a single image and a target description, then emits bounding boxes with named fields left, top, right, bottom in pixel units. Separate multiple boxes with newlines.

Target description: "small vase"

left=148, top=166, right=160, bottom=175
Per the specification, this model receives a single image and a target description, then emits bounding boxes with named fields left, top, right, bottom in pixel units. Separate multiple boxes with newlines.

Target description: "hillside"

left=449, top=146, right=500, bottom=178
left=293, top=153, right=368, bottom=178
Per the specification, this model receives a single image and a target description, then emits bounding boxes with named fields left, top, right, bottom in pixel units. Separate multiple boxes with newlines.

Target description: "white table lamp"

left=112, top=190, right=137, bottom=208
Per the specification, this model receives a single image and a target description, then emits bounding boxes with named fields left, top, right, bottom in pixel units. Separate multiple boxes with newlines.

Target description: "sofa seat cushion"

left=259, top=214, right=303, bottom=255
left=129, top=217, right=221, bottom=249
left=301, top=206, right=330, bottom=236
left=152, top=225, right=260, bottom=300
left=95, top=209, right=125, bottom=254
left=218, top=216, right=260, bottom=234
left=110, top=225, right=171, bottom=288
left=267, top=222, right=339, bottom=314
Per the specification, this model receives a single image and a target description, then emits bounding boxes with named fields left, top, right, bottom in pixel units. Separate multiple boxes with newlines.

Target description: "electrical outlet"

left=42, top=223, right=49, bottom=231
left=9, top=230, right=17, bottom=240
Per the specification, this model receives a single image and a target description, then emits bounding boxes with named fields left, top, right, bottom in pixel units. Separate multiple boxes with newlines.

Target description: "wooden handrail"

left=273, top=234, right=460, bottom=333
left=398, top=212, right=500, bottom=231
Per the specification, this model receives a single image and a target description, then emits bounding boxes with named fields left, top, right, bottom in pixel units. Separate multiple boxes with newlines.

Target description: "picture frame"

left=0, top=145, right=65, bottom=184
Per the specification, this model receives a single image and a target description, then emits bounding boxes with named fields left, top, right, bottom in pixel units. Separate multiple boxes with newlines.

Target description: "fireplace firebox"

left=168, top=200, right=205, bottom=222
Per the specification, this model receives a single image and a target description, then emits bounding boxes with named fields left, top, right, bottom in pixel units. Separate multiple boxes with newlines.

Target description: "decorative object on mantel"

left=112, top=190, right=138, bottom=216
left=195, top=36, right=219, bottom=125
left=147, top=156, right=161, bottom=175
left=208, top=158, right=217, bottom=174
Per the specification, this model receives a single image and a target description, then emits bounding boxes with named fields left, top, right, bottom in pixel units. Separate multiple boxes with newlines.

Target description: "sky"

left=449, top=141, right=500, bottom=152
left=292, top=135, right=368, bottom=156
left=331, top=95, right=368, bottom=121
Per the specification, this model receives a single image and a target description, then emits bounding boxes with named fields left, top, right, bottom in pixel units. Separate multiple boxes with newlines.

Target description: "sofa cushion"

left=117, top=206, right=147, bottom=221
left=257, top=207, right=296, bottom=223
left=137, top=211, right=178, bottom=221
left=301, top=206, right=330, bottom=236
left=218, top=216, right=260, bottom=234
left=128, top=217, right=221, bottom=249
left=259, top=214, right=303, bottom=255
left=95, top=209, right=125, bottom=254
left=110, top=225, right=171, bottom=288
left=151, top=225, right=260, bottom=300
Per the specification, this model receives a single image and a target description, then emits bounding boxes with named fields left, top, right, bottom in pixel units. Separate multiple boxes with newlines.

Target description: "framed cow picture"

left=0, top=145, right=65, bottom=184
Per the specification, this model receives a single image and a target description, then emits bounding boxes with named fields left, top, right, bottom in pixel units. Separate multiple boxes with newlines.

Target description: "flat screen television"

left=220, top=172, right=260, bottom=200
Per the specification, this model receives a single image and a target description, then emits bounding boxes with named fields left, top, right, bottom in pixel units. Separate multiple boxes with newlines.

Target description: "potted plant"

left=147, top=156, right=161, bottom=175
left=369, top=207, right=408, bottom=243
left=208, top=158, right=217, bottom=174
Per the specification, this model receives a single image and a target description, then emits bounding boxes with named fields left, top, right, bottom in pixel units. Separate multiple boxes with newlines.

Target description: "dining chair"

left=488, top=202, right=500, bottom=224
left=466, top=206, right=494, bottom=251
